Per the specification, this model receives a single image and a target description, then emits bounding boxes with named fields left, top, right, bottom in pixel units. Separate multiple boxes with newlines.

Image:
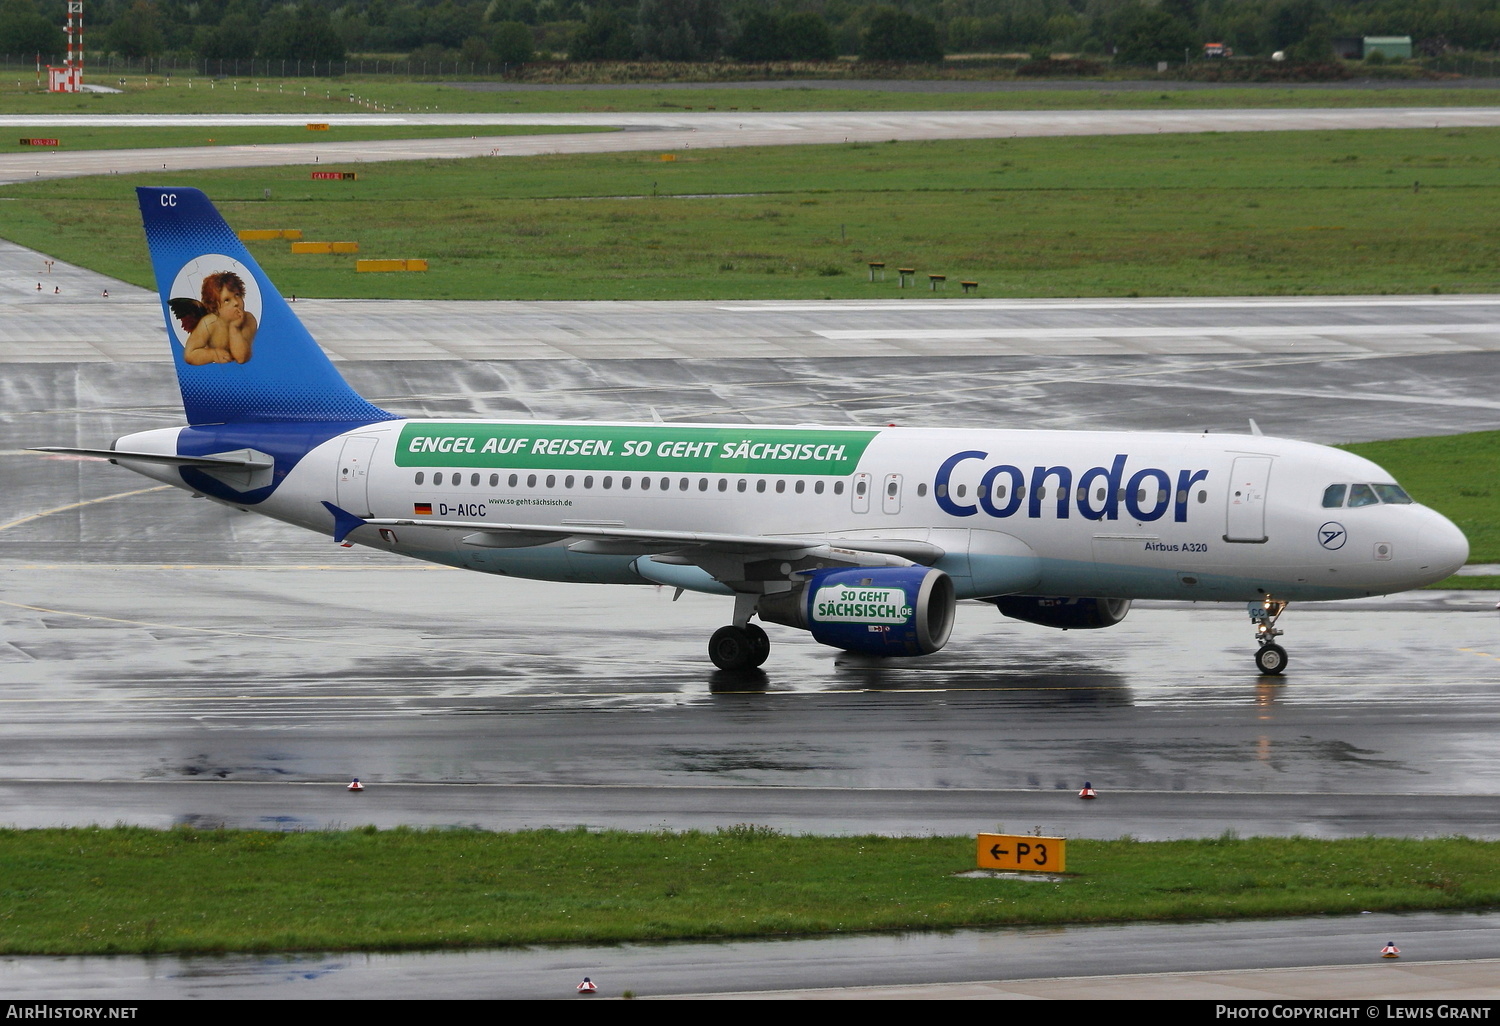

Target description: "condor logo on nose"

left=1318, top=522, right=1347, bottom=550
left=934, top=451, right=1210, bottom=524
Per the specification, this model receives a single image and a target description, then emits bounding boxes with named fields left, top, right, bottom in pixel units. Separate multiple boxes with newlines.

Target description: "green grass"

left=1430, top=575, right=1500, bottom=589
left=0, top=826, right=1495, bottom=954
left=5, top=75, right=1500, bottom=114
left=3, top=128, right=1499, bottom=301
left=1341, top=431, right=1500, bottom=563
left=0, top=123, right=607, bottom=153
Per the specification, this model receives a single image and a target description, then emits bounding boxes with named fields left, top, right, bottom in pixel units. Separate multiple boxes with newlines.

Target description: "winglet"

left=322, top=501, right=368, bottom=545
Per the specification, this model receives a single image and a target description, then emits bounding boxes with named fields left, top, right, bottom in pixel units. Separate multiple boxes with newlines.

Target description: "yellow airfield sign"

left=976, top=833, right=1066, bottom=873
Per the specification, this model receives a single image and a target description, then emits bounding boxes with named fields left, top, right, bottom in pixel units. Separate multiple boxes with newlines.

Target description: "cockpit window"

left=1347, top=483, right=1379, bottom=507
left=1322, top=484, right=1347, bottom=508
left=1372, top=484, right=1413, bottom=504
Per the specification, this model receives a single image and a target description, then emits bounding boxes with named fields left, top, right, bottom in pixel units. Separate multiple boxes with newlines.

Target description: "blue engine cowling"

left=779, top=566, right=956, bottom=657
left=990, top=595, right=1131, bottom=630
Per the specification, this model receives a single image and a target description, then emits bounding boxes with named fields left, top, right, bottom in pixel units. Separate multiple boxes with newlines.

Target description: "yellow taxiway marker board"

left=976, top=833, right=1066, bottom=873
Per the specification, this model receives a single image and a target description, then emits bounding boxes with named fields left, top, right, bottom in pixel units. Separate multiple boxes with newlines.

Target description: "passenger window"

left=814, top=481, right=824, bottom=495
left=916, top=483, right=927, bottom=497
left=489, top=473, right=499, bottom=487
left=679, top=478, right=689, bottom=491
left=621, top=476, right=631, bottom=490
left=545, top=474, right=555, bottom=488
left=834, top=481, right=844, bottom=495
left=738, top=480, right=748, bottom=493
left=603, top=476, right=613, bottom=489
left=640, top=477, right=651, bottom=490
left=1347, top=483, right=1379, bottom=507
left=584, top=475, right=594, bottom=489
left=415, top=472, right=425, bottom=485
left=454, top=475, right=462, bottom=487
left=698, top=478, right=709, bottom=492
left=660, top=478, right=669, bottom=491
left=796, top=481, right=806, bottom=494
left=508, top=474, right=518, bottom=487
left=471, top=473, right=480, bottom=486
left=719, top=479, right=728, bottom=492
left=1372, top=484, right=1413, bottom=504
left=434, top=472, right=443, bottom=485
left=525, top=474, right=536, bottom=488
left=776, top=481, right=786, bottom=494
left=756, top=480, right=766, bottom=493
left=1322, top=484, right=1347, bottom=508
left=565, top=475, right=575, bottom=489
left=1196, top=491, right=1207, bottom=503
left=956, top=484, right=967, bottom=498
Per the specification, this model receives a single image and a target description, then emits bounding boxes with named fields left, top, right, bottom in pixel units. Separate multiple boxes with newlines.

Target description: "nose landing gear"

left=1251, top=596, right=1288, bottom=675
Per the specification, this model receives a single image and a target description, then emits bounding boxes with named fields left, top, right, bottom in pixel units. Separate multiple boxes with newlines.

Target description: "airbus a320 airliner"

left=35, top=188, right=1469, bottom=675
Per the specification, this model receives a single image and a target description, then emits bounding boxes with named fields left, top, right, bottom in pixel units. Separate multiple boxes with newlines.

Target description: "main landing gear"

left=708, top=623, right=770, bottom=671
left=708, top=593, right=771, bottom=672
left=1251, top=596, right=1289, bottom=675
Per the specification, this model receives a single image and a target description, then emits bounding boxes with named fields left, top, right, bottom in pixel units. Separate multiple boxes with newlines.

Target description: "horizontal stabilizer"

left=29, top=446, right=272, bottom=470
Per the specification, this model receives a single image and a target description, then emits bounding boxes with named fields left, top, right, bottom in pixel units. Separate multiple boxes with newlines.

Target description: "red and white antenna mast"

left=49, top=2, right=82, bottom=92
left=66, top=2, right=83, bottom=87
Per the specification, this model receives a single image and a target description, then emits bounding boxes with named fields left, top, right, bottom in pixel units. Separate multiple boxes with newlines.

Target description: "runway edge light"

left=976, top=832, right=1066, bottom=873
left=1381, top=942, right=1400, bottom=958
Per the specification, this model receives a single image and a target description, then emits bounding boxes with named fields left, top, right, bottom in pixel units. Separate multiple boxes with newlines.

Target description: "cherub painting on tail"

left=172, top=270, right=258, bottom=365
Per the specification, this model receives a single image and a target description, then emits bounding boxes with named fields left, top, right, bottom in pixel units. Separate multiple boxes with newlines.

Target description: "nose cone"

left=1418, top=513, right=1469, bottom=582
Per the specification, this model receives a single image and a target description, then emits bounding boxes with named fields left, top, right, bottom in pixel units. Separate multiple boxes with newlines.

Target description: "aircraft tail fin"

left=136, top=187, right=395, bottom=426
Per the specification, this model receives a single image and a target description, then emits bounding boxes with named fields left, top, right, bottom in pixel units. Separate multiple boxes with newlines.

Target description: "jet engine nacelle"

left=759, top=566, right=956, bottom=657
left=990, top=595, right=1131, bottom=630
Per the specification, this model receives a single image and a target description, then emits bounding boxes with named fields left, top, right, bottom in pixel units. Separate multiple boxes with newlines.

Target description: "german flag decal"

left=414, top=502, right=433, bottom=515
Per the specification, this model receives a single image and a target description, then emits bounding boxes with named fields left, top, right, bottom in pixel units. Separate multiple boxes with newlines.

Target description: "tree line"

left=2, top=0, right=1499, bottom=67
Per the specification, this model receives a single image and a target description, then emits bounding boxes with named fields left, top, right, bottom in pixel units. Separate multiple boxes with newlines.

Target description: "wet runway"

left=2, top=107, right=1500, bottom=184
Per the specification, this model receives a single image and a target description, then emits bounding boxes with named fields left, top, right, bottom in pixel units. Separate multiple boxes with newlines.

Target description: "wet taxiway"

left=3, top=912, right=1498, bottom=1000
left=1, top=565, right=1498, bottom=837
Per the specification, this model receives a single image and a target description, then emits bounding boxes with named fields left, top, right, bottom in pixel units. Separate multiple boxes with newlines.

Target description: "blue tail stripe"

left=136, top=187, right=396, bottom=427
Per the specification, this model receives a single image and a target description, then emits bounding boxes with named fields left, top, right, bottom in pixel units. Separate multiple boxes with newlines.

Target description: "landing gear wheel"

left=1255, top=643, right=1288, bottom=676
left=744, top=623, right=771, bottom=668
left=709, top=625, right=757, bottom=671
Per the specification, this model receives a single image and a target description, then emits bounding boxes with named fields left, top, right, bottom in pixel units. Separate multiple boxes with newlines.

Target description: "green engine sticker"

left=396, top=423, right=878, bottom=476
left=811, top=584, right=914, bottom=623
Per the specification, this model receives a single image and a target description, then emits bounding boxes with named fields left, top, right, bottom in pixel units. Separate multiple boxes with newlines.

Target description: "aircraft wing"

left=359, top=514, right=945, bottom=563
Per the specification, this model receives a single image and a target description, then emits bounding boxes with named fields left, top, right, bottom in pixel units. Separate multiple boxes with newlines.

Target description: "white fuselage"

left=113, top=419, right=1469, bottom=605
